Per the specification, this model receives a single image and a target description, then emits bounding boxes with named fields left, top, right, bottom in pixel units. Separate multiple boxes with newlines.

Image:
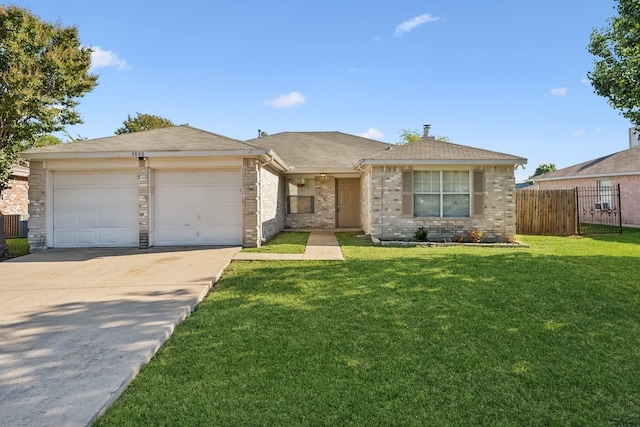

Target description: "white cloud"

left=572, top=130, right=586, bottom=137
left=359, top=127, right=385, bottom=139
left=394, top=14, right=441, bottom=37
left=90, top=46, right=129, bottom=71
left=263, top=91, right=306, bottom=109
left=581, top=77, right=590, bottom=85
left=550, top=87, right=568, bottom=97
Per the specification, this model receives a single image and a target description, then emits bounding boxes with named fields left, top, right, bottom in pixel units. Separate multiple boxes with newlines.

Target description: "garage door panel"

left=53, top=172, right=138, bottom=248
left=154, top=170, right=241, bottom=246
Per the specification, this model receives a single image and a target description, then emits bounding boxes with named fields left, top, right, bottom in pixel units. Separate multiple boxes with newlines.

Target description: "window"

left=412, top=171, right=471, bottom=218
left=287, top=179, right=315, bottom=213
left=596, top=179, right=612, bottom=210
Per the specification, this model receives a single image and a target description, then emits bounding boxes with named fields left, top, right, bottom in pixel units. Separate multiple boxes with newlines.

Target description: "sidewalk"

left=233, top=231, right=344, bottom=261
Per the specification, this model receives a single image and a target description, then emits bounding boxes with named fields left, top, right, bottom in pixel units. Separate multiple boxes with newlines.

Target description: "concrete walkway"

left=233, top=231, right=344, bottom=261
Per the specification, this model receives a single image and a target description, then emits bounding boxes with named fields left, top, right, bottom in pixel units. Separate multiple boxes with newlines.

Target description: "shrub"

left=467, top=228, right=483, bottom=243
left=414, top=227, right=429, bottom=242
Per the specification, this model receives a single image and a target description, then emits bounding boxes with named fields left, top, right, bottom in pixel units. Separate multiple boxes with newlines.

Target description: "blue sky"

left=12, top=0, right=632, bottom=181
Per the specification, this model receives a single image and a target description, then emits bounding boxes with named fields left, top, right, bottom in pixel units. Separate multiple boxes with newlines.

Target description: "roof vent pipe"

left=423, top=124, right=431, bottom=138
left=258, top=129, right=262, bottom=138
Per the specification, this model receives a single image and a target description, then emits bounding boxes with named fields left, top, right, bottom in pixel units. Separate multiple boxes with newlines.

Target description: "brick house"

left=21, top=125, right=526, bottom=251
left=0, top=164, right=29, bottom=216
left=531, top=132, right=640, bottom=227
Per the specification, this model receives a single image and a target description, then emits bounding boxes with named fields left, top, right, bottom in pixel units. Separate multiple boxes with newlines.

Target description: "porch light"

left=320, top=173, right=328, bottom=181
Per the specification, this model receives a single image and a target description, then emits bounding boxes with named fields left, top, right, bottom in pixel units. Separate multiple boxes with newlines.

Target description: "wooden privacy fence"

left=516, top=189, right=577, bottom=236
left=2, top=214, right=28, bottom=238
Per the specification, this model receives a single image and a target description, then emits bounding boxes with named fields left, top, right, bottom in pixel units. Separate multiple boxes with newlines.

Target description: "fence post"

left=0, top=213, right=7, bottom=258
left=617, top=183, right=623, bottom=233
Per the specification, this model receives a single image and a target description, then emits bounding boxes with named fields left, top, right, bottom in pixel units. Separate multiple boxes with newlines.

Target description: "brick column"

left=242, top=158, right=260, bottom=247
left=138, top=160, right=150, bottom=248
left=27, top=161, right=47, bottom=252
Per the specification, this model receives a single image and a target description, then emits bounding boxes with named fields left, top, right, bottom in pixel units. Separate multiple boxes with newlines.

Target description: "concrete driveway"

left=0, top=246, right=240, bottom=427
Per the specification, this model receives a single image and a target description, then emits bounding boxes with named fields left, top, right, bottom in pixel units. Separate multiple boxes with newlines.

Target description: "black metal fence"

left=576, top=184, right=622, bottom=235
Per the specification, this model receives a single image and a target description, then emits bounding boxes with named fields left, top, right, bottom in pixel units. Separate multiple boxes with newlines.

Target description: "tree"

left=529, top=163, right=556, bottom=179
left=0, top=6, right=96, bottom=186
left=588, top=0, right=640, bottom=124
left=115, top=113, right=176, bottom=134
left=398, top=129, right=451, bottom=144
left=399, top=129, right=422, bottom=144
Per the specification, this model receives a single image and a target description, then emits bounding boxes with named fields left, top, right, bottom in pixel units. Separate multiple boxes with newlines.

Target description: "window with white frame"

left=596, top=178, right=612, bottom=210
left=413, top=171, right=471, bottom=217
left=287, top=178, right=315, bottom=214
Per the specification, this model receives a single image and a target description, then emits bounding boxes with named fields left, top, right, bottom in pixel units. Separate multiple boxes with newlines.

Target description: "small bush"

left=467, top=228, right=483, bottom=243
left=414, top=227, right=429, bottom=242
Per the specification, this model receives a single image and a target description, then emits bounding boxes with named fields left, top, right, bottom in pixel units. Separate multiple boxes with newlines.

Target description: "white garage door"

left=53, top=172, right=139, bottom=247
left=154, top=170, right=241, bottom=246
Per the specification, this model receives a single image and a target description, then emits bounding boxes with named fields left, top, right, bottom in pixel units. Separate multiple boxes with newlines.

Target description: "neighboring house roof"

left=515, top=182, right=533, bottom=189
left=21, top=125, right=287, bottom=167
left=246, top=131, right=391, bottom=172
left=360, top=137, right=527, bottom=166
left=10, top=164, right=29, bottom=178
left=534, top=145, right=640, bottom=181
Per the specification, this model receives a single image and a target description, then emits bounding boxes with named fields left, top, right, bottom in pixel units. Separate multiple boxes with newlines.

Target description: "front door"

left=336, top=178, right=360, bottom=227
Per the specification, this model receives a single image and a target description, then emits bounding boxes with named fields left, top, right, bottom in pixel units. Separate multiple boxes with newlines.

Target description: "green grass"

left=95, top=229, right=640, bottom=426
left=6, top=238, right=29, bottom=258
left=241, top=231, right=309, bottom=254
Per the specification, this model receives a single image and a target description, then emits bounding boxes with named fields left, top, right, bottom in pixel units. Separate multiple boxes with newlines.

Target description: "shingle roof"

left=21, top=125, right=255, bottom=155
left=246, top=131, right=391, bottom=170
left=21, top=126, right=528, bottom=170
left=364, top=137, right=527, bottom=164
left=534, top=145, right=640, bottom=181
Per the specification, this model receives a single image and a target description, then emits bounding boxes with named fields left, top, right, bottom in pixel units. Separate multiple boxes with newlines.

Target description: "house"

left=0, top=164, right=29, bottom=216
left=21, top=125, right=526, bottom=251
left=532, top=130, right=640, bottom=227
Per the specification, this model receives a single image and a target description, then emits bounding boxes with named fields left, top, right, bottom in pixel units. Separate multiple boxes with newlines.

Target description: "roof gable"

left=362, top=137, right=527, bottom=165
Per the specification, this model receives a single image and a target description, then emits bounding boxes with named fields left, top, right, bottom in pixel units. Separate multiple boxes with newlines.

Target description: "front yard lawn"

left=6, top=238, right=29, bottom=258
left=241, top=231, right=309, bottom=254
left=95, top=229, right=640, bottom=426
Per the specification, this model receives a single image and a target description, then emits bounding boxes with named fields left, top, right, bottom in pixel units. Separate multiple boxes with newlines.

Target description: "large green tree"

left=115, top=113, right=176, bottom=134
left=0, top=5, right=97, bottom=158
left=588, top=0, right=640, bottom=124
left=0, top=5, right=96, bottom=255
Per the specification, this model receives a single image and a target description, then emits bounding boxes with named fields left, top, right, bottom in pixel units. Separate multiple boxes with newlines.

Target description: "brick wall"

left=360, top=168, right=372, bottom=235
left=369, top=165, right=517, bottom=242
left=242, top=158, right=260, bottom=247
left=138, top=162, right=150, bottom=248
left=27, top=161, right=47, bottom=252
left=0, top=176, right=28, bottom=216
left=260, top=165, right=285, bottom=241
left=285, top=176, right=336, bottom=228
left=536, top=175, right=640, bottom=227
